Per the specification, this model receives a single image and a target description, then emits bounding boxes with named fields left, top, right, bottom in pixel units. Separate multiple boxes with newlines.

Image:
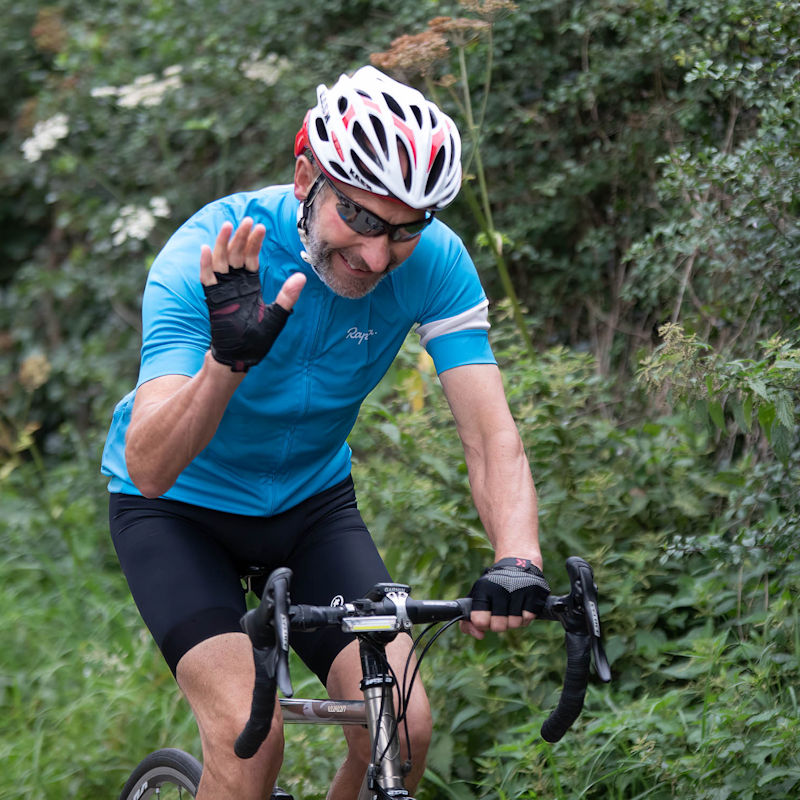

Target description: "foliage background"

left=1, top=0, right=798, bottom=798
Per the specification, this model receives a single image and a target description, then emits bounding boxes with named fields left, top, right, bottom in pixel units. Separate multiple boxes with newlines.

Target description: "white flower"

left=90, top=85, right=119, bottom=98
left=241, top=52, right=291, bottom=86
left=110, top=204, right=157, bottom=246
left=149, top=196, right=171, bottom=218
left=93, top=66, right=184, bottom=109
left=21, top=113, right=69, bottom=163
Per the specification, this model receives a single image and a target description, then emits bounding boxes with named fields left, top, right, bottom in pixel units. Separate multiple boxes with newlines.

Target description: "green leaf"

left=768, top=422, right=793, bottom=463
left=747, top=378, right=770, bottom=400
left=742, top=394, right=754, bottom=431
left=183, top=115, right=218, bottom=131
left=708, top=399, right=726, bottom=431
left=774, top=391, right=795, bottom=429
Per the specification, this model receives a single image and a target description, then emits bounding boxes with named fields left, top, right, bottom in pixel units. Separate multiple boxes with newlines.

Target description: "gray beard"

left=298, top=199, right=388, bottom=300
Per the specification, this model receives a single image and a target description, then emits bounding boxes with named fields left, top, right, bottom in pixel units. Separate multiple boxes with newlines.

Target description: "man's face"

left=303, top=179, right=425, bottom=299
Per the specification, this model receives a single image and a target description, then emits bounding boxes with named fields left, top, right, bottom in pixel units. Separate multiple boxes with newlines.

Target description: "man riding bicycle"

left=102, top=66, right=549, bottom=800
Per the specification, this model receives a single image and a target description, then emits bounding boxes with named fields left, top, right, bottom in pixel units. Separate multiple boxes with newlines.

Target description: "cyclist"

left=102, top=66, right=550, bottom=800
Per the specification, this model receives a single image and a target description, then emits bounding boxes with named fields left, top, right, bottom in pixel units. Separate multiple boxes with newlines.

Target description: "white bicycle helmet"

left=294, top=66, right=462, bottom=211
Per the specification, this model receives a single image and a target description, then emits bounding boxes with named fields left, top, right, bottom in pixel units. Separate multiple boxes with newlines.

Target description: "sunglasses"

left=324, top=177, right=434, bottom=243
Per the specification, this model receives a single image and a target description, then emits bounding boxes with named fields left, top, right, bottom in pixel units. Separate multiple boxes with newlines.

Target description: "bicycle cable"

left=385, top=615, right=467, bottom=773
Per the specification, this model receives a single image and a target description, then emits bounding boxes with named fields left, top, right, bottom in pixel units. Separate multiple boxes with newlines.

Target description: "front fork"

left=357, top=637, right=413, bottom=800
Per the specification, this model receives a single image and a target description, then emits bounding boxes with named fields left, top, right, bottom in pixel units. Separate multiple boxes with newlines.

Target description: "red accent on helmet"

left=362, top=98, right=382, bottom=113
left=392, top=115, right=417, bottom=165
left=331, top=130, right=344, bottom=161
left=429, top=129, right=445, bottom=169
left=294, top=111, right=311, bottom=157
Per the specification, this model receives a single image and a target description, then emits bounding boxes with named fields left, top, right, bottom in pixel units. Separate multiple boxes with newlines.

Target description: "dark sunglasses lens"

left=389, top=215, right=433, bottom=242
left=336, top=202, right=386, bottom=236
left=333, top=183, right=433, bottom=242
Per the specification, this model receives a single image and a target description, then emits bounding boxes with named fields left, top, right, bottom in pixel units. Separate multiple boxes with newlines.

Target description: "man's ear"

left=294, top=155, right=317, bottom=200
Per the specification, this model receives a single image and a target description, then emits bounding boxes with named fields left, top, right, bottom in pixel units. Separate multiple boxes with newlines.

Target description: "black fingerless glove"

left=469, top=557, right=551, bottom=617
left=203, top=267, right=291, bottom=373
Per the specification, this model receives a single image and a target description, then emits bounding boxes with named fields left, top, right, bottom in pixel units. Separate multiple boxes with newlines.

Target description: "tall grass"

left=2, top=338, right=798, bottom=798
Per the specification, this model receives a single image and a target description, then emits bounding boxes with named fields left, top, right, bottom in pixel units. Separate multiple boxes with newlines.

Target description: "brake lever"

left=567, top=557, right=611, bottom=683
left=271, top=568, right=294, bottom=698
left=241, top=566, right=294, bottom=697
left=235, top=567, right=294, bottom=758
left=567, top=556, right=611, bottom=683
left=541, top=557, right=611, bottom=681
left=538, top=557, right=611, bottom=742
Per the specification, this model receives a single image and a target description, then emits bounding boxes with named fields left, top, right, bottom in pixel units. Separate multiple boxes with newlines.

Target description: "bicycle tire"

left=119, top=748, right=202, bottom=800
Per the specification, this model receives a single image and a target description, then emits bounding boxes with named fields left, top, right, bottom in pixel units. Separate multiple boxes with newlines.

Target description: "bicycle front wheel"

left=119, top=748, right=202, bottom=799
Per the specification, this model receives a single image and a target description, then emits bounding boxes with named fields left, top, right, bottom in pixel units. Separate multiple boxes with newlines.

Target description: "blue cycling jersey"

left=101, top=185, right=496, bottom=515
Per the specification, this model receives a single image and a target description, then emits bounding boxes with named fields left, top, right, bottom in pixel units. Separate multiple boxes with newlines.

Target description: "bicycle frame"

left=279, top=697, right=366, bottom=726
left=280, top=633, right=411, bottom=800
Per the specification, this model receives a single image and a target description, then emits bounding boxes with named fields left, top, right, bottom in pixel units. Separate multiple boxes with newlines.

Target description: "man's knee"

left=176, top=633, right=285, bottom=798
left=194, top=696, right=285, bottom=800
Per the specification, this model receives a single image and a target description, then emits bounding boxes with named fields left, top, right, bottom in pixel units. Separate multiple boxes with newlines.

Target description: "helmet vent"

left=329, top=162, right=350, bottom=181
left=410, top=105, right=424, bottom=127
left=353, top=121, right=381, bottom=164
left=369, top=115, right=388, bottom=158
left=426, top=147, right=446, bottom=196
left=353, top=151, right=384, bottom=191
left=383, top=93, right=405, bottom=120
left=337, top=97, right=348, bottom=114
left=315, top=118, right=329, bottom=142
left=398, top=139, right=413, bottom=191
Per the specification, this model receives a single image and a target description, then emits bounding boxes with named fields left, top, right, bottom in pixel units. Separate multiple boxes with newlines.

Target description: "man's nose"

left=357, top=234, right=392, bottom=273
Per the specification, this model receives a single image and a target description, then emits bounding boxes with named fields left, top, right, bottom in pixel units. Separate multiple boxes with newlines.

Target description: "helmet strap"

left=298, top=173, right=326, bottom=235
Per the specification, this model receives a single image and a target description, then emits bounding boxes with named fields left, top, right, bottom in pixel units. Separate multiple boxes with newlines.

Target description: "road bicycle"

left=118, top=556, right=610, bottom=799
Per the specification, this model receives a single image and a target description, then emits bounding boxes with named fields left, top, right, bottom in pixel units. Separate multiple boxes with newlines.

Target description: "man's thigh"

left=109, top=493, right=247, bottom=675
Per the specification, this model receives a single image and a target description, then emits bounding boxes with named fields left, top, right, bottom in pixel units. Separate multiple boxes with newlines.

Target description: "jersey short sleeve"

left=135, top=203, right=230, bottom=387
left=397, top=221, right=496, bottom=374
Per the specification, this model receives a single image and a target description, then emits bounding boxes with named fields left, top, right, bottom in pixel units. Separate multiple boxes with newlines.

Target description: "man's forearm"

left=465, top=429, right=542, bottom=568
left=125, top=352, right=244, bottom=497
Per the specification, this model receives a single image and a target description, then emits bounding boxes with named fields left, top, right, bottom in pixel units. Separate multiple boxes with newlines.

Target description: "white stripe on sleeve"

left=416, top=299, right=490, bottom=349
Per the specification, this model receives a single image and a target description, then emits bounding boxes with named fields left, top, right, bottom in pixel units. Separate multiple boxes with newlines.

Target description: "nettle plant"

left=637, top=323, right=800, bottom=464
left=370, top=0, right=537, bottom=359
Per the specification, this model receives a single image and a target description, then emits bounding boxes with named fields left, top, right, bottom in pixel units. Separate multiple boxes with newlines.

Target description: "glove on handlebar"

left=203, top=266, right=291, bottom=373
left=469, top=557, right=551, bottom=617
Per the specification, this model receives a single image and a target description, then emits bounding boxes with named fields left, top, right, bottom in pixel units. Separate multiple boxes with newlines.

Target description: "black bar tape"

left=540, top=631, right=592, bottom=743
left=234, top=647, right=278, bottom=759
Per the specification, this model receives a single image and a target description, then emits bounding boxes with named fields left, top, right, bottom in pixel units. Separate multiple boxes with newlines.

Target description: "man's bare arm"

left=439, top=363, right=542, bottom=637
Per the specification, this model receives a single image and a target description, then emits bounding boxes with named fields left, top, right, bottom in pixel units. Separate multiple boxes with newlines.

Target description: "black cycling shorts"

left=108, top=476, right=391, bottom=684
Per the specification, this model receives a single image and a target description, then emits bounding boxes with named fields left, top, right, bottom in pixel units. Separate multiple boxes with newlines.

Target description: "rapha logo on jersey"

left=330, top=595, right=345, bottom=607
left=346, top=327, right=377, bottom=345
